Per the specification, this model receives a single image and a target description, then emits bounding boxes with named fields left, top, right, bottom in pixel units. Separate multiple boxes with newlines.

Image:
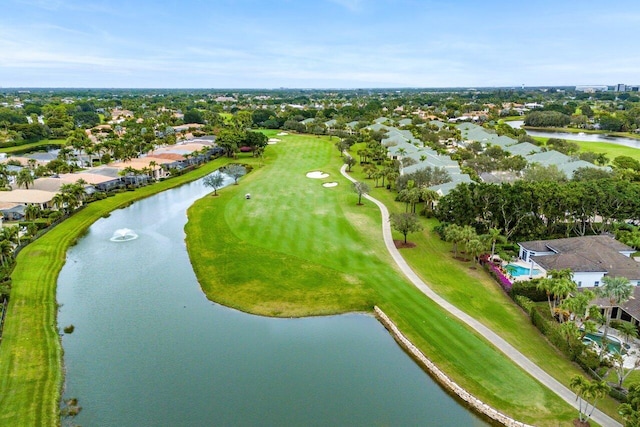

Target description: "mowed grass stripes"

left=185, top=133, right=577, bottom=426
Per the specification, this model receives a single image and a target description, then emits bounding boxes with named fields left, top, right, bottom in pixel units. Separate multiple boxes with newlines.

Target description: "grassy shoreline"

left=0, top=158, right=231, bottom=425
left=524, top=125, right=640, bottom=140
left=185, top=132, right=588, bottom=425
left=0, top=139, right=66, bottom=154
left=532, top=136, right=640, bottom=162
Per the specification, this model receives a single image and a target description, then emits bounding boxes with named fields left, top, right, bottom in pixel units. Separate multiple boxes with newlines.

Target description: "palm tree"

left=15, top=168, right=34, bottom=189
left=482, top=227, right=505, bottom=260
left=537, top=272, right=577, bottom=320
left=444, top=224, right=464, bottom=259
left=585, top=380, right=610, bottom=421
left=616, top=321, right=638, bottom=344
left=24, top=203, right=41, bottom=221
left=385, top=170, right=399, bottom=189
left=0, top=240, right=13, bottom=267
left=0, top=163, right=9, bottom=189
left=51, top=193, right=67, bottom=213
left=4, top=225, right=21, bottom=246
left=597, top=276, right=634, bottom=345
left=466, top=238, right=486, bottom=264
left=569, top=375, right=609, bottom=424
left=561, top=290, right=598, bottom=332
left=420, top=188, right=439, bottom=214
left=148, top=161, right=158, bottom=180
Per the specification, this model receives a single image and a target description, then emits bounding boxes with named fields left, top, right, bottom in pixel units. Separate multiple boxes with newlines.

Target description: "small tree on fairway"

left=224, top=164, right=246, bottom=184
left=352, top=181, right=370, bottom=205
left=203, top=172, right=225, bottom=196
left=344, top=155, right=356, bottom=172
left=389, top=212, right=423, bottom=244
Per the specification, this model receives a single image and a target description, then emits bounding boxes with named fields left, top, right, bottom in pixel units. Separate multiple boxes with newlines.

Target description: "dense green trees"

left=524, top=111, right=571, bottom=127
left=435, top=178, right=640, bottom=240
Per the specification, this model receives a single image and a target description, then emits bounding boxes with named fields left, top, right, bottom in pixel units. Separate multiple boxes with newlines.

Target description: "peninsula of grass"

left=185, top=133, right=580, bottom=425
left=533, top=136, right=640, bottom=162
left=524, top=125, right=640, bottom=140
left=0, top=139, right=66, bottom=154
left=0, top=157, right=232, bottom=426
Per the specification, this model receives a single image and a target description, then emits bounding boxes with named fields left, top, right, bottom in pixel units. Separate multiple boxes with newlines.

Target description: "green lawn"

left=533, top=136, right=640, bottom=162
left=526, top=126, right=640, bottom=140
left=185, top=133, right=582, bottom=425
left=0, top=139, right=66, bottom=154
left=351, top=167, right=623, bottom=419
left=0, top=158, right=232, bottom=426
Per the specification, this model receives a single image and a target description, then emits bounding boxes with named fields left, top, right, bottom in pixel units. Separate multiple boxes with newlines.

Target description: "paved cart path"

left=340, top=165, right=620, bottom=427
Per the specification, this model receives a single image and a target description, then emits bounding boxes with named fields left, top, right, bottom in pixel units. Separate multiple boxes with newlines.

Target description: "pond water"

left=57, top=174, right=488, bottom=426
left=506, top=120, right=640, bottom=149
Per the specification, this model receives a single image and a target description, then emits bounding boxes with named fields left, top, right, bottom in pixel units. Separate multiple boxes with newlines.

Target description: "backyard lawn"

left=186, top=132, right=585, bottom=425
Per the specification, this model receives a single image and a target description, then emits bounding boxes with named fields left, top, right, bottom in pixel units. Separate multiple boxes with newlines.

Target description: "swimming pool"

left=505, top=264, right=540, bottom=277
left=583, top=332, right=626, bottom=354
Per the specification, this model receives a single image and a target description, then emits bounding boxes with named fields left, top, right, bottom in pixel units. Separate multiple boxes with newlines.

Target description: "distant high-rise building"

left=615, top=83, right=626, bottom=92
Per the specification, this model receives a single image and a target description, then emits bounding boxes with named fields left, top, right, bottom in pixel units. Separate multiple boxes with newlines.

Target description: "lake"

left=57, top=175, right=488, bottom=426
left=506, top=120, right=640, bottom=149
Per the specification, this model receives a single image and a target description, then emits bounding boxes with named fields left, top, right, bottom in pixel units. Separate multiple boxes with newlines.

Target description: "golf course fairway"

left=185, top=132, right=578, bottom=426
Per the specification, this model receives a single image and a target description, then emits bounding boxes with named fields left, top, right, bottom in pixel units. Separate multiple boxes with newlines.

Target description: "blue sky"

left=1, top=0, right=638, bottom=88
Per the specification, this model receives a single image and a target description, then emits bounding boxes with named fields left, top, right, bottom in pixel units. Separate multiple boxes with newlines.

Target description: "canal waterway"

left=507, top=120, right=640, bottom=149
left=57, top=174, right=488, bottom=426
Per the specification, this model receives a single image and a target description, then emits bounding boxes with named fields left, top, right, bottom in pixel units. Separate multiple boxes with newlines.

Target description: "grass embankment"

left=0, top=158, right=232, bottom=426
left=533, top=136, right=640, bottom=162
left=186, top=133, right=580, bottom=425
left=348, top=161, right=622, bottom=419
left=0, top=139, right=66, bottom=155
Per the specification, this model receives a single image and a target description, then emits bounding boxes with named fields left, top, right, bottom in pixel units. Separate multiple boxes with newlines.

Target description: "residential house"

left=518, top=235, right=640, bottom=288
left=0, top=189, right=56, bottom=209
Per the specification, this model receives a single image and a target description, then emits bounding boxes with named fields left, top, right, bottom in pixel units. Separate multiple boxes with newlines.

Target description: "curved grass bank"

left=0, top=158, right=231, bottom=426
left=185, top=133, right=580, bottom=426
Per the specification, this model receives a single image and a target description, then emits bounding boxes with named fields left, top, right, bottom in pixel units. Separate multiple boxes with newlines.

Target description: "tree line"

left=435, top=178, right=640, bottom=242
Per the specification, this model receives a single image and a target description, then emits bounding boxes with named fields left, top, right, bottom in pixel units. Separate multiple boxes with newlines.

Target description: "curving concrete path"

left=340, top=165, right=621, bottom=427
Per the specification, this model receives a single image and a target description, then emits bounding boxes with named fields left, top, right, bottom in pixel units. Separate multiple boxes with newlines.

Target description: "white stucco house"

left=518, top=235, right=640, bottom=288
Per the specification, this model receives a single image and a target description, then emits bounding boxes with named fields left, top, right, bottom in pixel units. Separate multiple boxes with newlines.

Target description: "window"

left=522, top=250, right=528, bottom=260
left=621, top=311, right=632, bottom=322
left=578, top=281, right=582, bottom=287
left=594, top=281, right=600, bottom=287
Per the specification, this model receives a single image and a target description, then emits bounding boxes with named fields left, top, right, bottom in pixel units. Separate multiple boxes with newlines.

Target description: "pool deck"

left=503, top=259, right=546, bottom=282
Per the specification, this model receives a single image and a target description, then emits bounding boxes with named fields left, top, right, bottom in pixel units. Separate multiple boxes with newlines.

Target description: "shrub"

left=510, top=279, right=548, bottom=302
left=483, top=262, right=513, bottom=291
left=514, top=295, right=534, bottom=314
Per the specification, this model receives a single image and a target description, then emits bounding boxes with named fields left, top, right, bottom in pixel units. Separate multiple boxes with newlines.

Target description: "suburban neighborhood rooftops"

left=0, top=189, right=56, bottom=204
left=504, top=142, right=541, bottom=157
left=523, top=236, right=640, bottom=280
left=59, top=172, right=120, bottom=185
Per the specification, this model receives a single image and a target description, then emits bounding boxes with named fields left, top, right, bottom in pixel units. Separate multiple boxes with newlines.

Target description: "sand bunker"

left=277, top=132, right=288, bottom=136
left=306, top=171, right=329, bottom=179
left=268, top=138, right=280, bottom=144
left=322, top=182, right=338, bottom=188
